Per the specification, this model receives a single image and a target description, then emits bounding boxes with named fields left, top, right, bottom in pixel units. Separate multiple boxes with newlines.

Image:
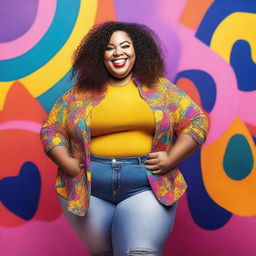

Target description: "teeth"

left=113, top=59, right=126, bottom=64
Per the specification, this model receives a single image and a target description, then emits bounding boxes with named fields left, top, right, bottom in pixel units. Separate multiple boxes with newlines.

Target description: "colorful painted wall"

left=1, top=0, right=255, bottom=255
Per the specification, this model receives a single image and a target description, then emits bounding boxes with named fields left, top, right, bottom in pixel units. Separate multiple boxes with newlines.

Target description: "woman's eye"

left=106, top=47, right=114, bottom=50
left=122, top=45, right=130, bottom=49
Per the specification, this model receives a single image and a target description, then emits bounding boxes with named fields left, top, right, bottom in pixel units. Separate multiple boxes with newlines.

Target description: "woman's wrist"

left=167, top=134, right=199, bottom=168
left=59, top=157, right=83, bottom=177
left=166, top=152, right=179, bottom=170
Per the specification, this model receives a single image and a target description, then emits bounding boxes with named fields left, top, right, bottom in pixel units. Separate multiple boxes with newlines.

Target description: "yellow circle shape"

left=210, top=12, right=256, bottom=63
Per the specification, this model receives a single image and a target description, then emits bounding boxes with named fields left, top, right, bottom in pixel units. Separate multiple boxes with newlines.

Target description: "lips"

left=112, top=58, right=127, bottom=67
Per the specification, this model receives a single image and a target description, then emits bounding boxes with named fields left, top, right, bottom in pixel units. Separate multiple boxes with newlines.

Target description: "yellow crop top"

left=90, top=80, right=155, bottom=157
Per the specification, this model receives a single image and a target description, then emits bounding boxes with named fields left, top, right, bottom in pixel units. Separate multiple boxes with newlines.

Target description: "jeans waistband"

left=90, top=154, right=149, bottom=165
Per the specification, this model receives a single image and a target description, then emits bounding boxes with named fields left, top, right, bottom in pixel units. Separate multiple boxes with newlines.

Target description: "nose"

left=113, top=47, right=123, bottom=56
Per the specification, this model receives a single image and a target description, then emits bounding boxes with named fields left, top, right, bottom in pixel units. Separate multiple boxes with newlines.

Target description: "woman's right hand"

left=59, top=157, right=85, bottom=178
left=46, top=146, right=85, bottom=178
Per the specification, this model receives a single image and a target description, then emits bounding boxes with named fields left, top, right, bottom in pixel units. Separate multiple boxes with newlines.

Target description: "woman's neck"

left=109, top=73, right=133, bottom=87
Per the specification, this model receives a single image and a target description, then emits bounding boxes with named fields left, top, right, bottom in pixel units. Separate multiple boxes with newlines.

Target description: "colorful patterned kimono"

left=40, top=77, right=209, bottom=216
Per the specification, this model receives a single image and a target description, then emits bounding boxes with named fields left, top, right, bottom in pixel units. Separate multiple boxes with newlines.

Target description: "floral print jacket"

left=40, top=77, right=209, bottom=216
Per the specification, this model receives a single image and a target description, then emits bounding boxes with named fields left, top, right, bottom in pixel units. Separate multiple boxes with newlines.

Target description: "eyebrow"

left=108, top=41, right=131, bottom=46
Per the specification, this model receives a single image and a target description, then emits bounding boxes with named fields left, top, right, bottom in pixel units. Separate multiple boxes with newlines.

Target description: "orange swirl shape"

left=201, top=117, right=256, bottom=216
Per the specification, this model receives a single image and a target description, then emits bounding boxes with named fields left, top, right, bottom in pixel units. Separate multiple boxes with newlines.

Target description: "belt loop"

left=137, top=157, right=142, bottom=166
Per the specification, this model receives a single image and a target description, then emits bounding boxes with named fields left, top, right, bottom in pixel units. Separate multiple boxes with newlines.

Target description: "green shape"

left=223, top=134, right=253, bottom=180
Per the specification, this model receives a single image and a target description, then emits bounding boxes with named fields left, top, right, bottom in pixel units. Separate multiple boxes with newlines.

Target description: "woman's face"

left=104, top=30, right=136, bottom=81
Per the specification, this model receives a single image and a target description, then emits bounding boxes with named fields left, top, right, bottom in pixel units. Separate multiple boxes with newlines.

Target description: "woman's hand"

left=144, top=151, right=175, bottom=175
left=145, top=134, right=200, bottom=175
left=59, top=157, right=85, bottom=178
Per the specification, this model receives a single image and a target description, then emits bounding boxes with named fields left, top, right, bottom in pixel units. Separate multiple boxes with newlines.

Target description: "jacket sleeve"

left=40, top=89, right=72, bottom=153
left=166, top=79, right=209, bottom=146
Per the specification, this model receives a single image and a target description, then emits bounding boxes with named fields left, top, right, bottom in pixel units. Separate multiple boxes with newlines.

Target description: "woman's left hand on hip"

left=144, top=151, right=175, bottom=175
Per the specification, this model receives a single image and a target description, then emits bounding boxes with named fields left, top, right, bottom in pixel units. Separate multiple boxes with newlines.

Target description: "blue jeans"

left=58, top=154, right=178, bottom=256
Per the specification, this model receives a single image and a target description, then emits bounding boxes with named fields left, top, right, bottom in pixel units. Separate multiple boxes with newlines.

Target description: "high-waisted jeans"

left=58, top=154, right=178, bottom=256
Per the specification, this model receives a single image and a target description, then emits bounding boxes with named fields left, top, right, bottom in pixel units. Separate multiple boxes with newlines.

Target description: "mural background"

left=0, top=0, right=255, bottom=255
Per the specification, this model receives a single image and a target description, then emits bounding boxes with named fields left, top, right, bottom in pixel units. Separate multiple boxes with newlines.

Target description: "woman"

left=40, top=21, right=208, bottom=256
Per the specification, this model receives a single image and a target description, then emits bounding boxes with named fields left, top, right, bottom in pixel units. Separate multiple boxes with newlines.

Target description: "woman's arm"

left=40, top=93, right=70, bottom=153
left=145, top=134, right=198, bottom=174
left=47, top=146, right=84, bottom=177
left=40, top=89, right=84, bottom=177
left=145, top=79, right=209, bottom=174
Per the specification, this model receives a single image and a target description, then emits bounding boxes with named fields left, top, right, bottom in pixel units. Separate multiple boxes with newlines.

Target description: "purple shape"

left=174, top=70, right=217, bottom=113
left=179, top=149, right=232, bottom=230
left=0, top=161, right=41, bottom=220
left=230, top=40, right=256, bottom=92
left=253, top=136, right=256, bottom=145
left=114, top=0, right=181, bottom=80
left=0, top=0, right=39, bottom=42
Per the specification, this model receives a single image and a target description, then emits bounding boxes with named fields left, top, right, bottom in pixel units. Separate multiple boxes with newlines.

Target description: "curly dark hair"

left=72, top=21, right=165, bottom=92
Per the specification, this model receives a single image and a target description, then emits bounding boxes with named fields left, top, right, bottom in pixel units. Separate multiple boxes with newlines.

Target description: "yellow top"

left=90, top=80, right=155, bottom=157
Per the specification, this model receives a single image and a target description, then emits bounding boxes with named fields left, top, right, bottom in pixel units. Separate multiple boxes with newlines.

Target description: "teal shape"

left=161, top=135, right=170, bottom=144
left=37, top=69, right=74, bottom=113
left=78, top=120, right=86, bottom=131
left=223, top=134, right=253, bottom=180
left=0, top=0, right=80, bottom=81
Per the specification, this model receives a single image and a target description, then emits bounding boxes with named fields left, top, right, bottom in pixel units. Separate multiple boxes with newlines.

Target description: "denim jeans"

left=58, top=154, right=178, bottom=256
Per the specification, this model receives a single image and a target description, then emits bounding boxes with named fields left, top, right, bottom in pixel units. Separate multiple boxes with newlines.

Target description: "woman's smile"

left=112, top=58, right=127, bottom=67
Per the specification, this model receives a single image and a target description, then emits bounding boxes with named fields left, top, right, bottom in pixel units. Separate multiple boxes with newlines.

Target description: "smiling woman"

left=40, top=21, right=209, bottom=256
left=103, top=31, right=136, bottom=85
left=71, top=22, right=164, bottom=92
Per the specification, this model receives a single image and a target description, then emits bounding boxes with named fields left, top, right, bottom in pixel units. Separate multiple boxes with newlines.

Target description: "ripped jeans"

left=58, top=154, right=178, bottom=256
